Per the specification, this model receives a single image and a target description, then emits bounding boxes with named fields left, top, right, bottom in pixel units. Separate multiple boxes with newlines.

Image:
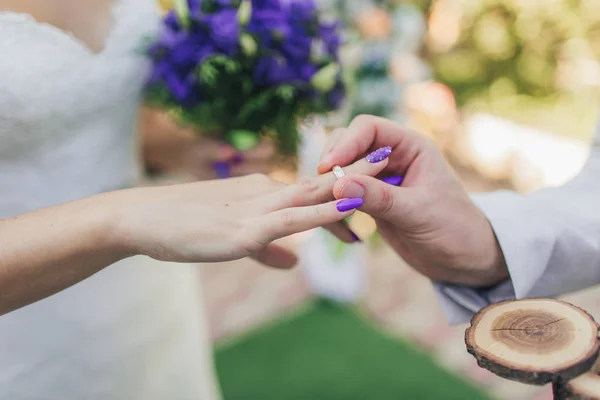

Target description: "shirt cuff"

left=433, top=280, right=516, bottom=324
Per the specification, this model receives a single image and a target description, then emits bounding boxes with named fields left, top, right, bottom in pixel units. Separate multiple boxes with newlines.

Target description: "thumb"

left=333, top=175, right=415, bottom=221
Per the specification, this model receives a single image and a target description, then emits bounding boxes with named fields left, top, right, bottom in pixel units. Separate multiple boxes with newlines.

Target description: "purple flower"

left=205, top=9, right=240, bottom=55
left=319, top=21, right=342, bottom=57
left=288, top=0, right=317, bottom=23
left=146, top=0, right=346, bottom=130
left=254, top=56, right=297, bottom=85
left=327, top=80, right=345, bottom=109
left=165, top=73, right=192, bottom=102
left=164, top=10, right=181, bottom=31
left=298, top=64, right=317, bottom=81
left=252, top=0, right=282, bottom=11
left=248, top=9, right=288, bottom=44
left=188, top=0, right=202, bottom=14
left=281, top=35, right=312, bottom=60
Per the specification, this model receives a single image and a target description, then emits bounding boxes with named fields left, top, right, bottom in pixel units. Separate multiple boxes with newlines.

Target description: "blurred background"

left=194, top=0, right=600, bottom=399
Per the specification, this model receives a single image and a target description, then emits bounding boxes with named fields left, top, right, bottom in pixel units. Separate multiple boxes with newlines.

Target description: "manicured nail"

left=350, top=230, right=362, bottom=242
left=381, top=175, right=403, bottom=186
left=336, top=198, right=364, bottom=212
left=212, top=161, right=231, bottom=178
left=366, top=146, right=392, bottom=163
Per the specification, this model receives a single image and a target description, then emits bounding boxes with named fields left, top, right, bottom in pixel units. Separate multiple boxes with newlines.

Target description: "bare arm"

left=0, top=195, right=124, bottom=316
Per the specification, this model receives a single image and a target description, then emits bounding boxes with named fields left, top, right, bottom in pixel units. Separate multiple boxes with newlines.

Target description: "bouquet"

left=146, top=0, right=345, bottom=160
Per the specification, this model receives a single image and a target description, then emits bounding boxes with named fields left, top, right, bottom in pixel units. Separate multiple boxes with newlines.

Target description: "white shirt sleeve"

left=434, top=124, right=600, bottom=324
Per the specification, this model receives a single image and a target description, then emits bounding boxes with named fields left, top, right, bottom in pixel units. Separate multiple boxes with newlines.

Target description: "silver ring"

left=332, top=165, right=345, bottom=180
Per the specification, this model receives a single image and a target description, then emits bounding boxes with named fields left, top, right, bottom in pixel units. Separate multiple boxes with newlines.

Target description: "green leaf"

left=276, top=85, right=295, bottom=103
left=238, top=0, right=252, bottom=26
left=311, top=63, right=340, bottom=92
left=240, top=34, right=257, bottom=57
left=228, top=130, right=260, bottom=151
left=174, top=0, right=190, bottom=29
left=197, top=63, right=218, bottom=87
left=235, top=87, right=280, bottom=124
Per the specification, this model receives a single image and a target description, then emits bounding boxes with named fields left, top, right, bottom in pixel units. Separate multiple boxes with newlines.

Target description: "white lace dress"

left=0, top=1, right=220, bottom=398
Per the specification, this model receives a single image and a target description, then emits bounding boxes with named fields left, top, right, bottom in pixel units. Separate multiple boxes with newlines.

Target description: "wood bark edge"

left=465, top=299, right=600, bottom=386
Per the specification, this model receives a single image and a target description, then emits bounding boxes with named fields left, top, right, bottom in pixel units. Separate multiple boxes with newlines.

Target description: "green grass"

left=215, top=300, right=492, bottom=400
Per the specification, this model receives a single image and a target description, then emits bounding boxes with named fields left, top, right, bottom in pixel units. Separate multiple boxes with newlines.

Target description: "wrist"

left=468, top=212, right=509, bottom=287
left=85, top=191, right=140, bottom=259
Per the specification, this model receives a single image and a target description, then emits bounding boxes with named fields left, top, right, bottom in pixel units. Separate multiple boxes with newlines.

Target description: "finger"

left=319, top=127, right=346, bottom=160
left=251, top=243, right=297, bottom=269
left=257, top=198, right=364, bottom=243
left=261, top=151, right=390, bottom=212
left=239, top=142, right=275, bottom=162
left=323, top=221, right=361, bottom=243
left=317, top=115, right=430, bottom=175
left=230, top=162, right=272, bottom=176
left=190, top=140, right=236, bottom=162
left=189, top=174, right=284, bottom=201
left=332, top=175, right=419, bottom=221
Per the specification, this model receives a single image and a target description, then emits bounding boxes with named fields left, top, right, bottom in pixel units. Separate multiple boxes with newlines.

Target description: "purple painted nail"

left=336, top=198, right=364, bottom=212
left=212, top=161, right=231, bottom=178
left=366, top=146, right=392, bottom=163
left=350, top=231, right=362, bottom=242
left=381, top=175, right=403, bottom=186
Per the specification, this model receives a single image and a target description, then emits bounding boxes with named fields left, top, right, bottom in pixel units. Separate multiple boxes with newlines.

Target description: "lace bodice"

left=0, top=2, right=220, bottom=399
left=0, top=0, right=160, bottom=217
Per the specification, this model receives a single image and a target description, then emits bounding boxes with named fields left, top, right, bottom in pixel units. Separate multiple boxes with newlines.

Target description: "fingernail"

left=341, top=180, right=365, bottom=198
left=381, top=175, right=403, bottom=186
left=366, top=146, right=392, bottom=163
left=336, top=198, right=364, bottom=212
left=212, top=161, right=231, bottom=178
left=350, top=230, right=362, bottom=242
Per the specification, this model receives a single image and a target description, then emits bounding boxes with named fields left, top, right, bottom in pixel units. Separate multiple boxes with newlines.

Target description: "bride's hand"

left=141, top=108, right=275, bottom=179
left=109, top=152, right=390, bottom=268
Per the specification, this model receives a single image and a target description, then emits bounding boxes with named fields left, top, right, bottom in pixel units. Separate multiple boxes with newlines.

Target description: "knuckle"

left=374, top=185, right=395, bottom=215
left=235, top=226, right=266, bottom=252
left=298, top=177, right=319, bottom=193
left=291, top=178, right=322, bottom=207
left=280, top=210, right=295, bottom=228
left=351, top=114, right=374, bottom=126
left=313, top=204, right=326, bottom=219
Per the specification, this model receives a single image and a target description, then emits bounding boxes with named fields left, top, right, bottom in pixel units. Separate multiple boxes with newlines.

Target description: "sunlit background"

left=195, top=1, right=600, bottom=399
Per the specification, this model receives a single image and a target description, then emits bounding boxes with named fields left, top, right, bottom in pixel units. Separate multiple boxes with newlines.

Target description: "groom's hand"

left=318, top=115, right=508, bottom=287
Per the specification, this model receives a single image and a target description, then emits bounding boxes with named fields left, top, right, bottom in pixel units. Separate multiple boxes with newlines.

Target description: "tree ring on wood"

left=465, top=299, right=600, bottom=386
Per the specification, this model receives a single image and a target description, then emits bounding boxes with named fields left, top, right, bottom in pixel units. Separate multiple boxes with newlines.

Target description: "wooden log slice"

left=465, top=299, right=600, bottom=385
left=555, top=357, right=600, bottom=399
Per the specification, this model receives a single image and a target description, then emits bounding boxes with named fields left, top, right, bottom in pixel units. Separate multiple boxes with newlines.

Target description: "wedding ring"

left=332, top=165, right=345, bottom=180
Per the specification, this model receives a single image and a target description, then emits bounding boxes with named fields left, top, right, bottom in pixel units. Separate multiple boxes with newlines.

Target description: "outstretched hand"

left=112, top=148, right=390, bottom=269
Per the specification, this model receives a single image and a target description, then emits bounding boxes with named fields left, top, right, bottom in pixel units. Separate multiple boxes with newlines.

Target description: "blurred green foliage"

left=423, top=0, right=600, bottom=139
